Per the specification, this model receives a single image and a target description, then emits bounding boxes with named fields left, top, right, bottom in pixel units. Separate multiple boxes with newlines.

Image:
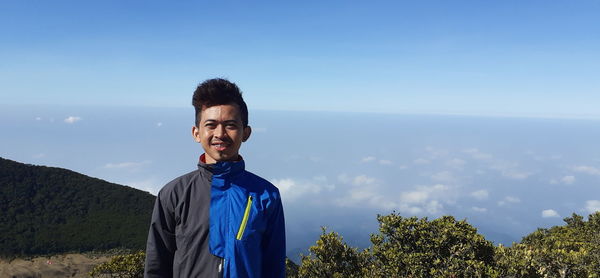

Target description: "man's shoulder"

left=239, top=170, right=280, bottom=195
left=158, top=169, right=200, bottom=196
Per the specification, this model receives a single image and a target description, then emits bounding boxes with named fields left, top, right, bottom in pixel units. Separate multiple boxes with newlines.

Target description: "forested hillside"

left=0, top=157, right=155, bottom=257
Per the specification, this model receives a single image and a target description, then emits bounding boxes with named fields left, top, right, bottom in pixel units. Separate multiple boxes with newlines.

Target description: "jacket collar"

left=197, top=154, right=245, bottom=178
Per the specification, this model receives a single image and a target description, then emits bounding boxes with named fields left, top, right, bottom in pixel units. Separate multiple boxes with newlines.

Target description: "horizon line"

left=2, top=103, right=600, bottom=122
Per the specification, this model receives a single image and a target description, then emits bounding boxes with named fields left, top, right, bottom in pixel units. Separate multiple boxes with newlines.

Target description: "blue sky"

left=2, top=0, right=600, bottom=260
left=2, top=0, right=600, bottom=117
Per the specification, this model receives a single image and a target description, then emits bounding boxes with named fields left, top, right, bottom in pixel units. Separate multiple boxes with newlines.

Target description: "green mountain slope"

left=0, top=157, right=155, bottom=257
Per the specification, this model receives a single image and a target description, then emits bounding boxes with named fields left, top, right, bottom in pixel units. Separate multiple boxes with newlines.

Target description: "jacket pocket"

left=236, top=195, right=253, bottom=240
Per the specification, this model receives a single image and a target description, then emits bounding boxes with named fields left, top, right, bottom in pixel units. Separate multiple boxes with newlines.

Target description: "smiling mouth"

left=211, top=142, right=230, bottom=151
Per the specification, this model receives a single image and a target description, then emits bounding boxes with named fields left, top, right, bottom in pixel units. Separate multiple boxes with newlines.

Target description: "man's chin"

left=206, top=152, right=239, bottom=163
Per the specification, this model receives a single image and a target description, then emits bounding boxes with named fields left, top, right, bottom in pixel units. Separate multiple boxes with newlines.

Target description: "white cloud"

left=505, top=196, right=520, bottom=203
left=499, top=170, right=531, bottom=180
left=359, top=156, right=391, bottom=165
left=463, top=148, right=531, bottom=180
left=33, top=153, right=46, bottom=159
left=423, top=200, right=443, bottom=214
left=398, top=165, right=408, bottom=170
left=464, top=148, right=493, bottom=161
left=400, top=190, right=429, bottom=204
left=361, top=156, right=376, bottom=163
left=541, top=209, right=560, bottom=218
left=335, top=173, right=455, bottom=214
left=379, top=159, right=392, bottom=165
left=472, top=206, right=487, bottom=213
left=445, top=158, right=466, bottom=169
left=424, top=146, right=448, bottom=159
left=352, top=175, right=377, bottom=186
left=334, top=174, right=397, bottom=210
left=585, top=200, right=600, bottom=213
left=572, top=165, right=600, bottom=176
left=560, top=175, right=576, bottom=185
left=64, top=116, right=82, bottom=124
left=308, top=156, right=323, bottom=163
left=337, top=173, right=351, bottom=184
left=400, top=184, right=450, bottom=204
left=400, top=206, right=423, bottom=215
left=498, top=196, right=521, bottom=206
left=35, top=117, right=42, bottom=121
left=127, top=178, right=161, bottom=195
left=528, top=152, right=563, bottom=162
left=156, top=122, right=163, bottom=127
left=398, top=201, right=444, bottom=215
left=397, top=184, right=452, bottom=215
left=272, top=178, right=295, bottom=195
left=470, top=189, right=489, bottom=201
left=313, top=175, right=327, bottom=182
left=430, top=171, right=456, bottom=183
left=489, top=161, right=532, bottom=180
left=413, top=158, right=430, bottom=165
left=272, top=177, right=334, bottom=202
left=104, top=161, right=151, bottom=172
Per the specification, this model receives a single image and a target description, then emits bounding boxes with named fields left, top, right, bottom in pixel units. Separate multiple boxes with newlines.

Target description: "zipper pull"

left=236, top=195, right=254, bottom=240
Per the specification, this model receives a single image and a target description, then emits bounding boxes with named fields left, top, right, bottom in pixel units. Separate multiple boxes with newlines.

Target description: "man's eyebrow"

left=203, top=119, right=240, bottom=123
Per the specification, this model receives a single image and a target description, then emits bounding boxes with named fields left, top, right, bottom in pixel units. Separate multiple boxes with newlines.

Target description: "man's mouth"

left=211, top=142, right=230, bottom=151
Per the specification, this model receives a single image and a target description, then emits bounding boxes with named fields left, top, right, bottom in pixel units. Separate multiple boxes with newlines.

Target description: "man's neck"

left=199, top=154, right=242, bottom=164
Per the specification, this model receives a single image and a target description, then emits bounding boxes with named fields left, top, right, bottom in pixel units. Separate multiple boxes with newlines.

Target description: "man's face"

left=192, top=104, right=251, bottom=164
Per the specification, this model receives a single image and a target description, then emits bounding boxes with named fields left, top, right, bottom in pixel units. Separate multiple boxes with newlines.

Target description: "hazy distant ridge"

left=0, top=157, right=155, bottom=257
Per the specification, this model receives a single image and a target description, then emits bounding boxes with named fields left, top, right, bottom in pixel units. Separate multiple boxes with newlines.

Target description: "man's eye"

left=205, top=123, right=216, bottom=128
left=226, top=124, right=238, bottom=129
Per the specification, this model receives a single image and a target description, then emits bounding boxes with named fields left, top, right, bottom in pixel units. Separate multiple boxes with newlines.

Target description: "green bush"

left=495, top=213, right=600, bottom=277
left=298, top=227, right=370, bottom=278
left=89, top=251, right=145, bottom=278
left=367, top=214, right=497, bottom=277
left=296, top=212, right=600, bottom=278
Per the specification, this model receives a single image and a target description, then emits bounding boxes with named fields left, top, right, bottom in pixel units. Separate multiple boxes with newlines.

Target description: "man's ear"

left=191, top=125, right=201, bottom=143
left=242, top=126, right=252, bottom=142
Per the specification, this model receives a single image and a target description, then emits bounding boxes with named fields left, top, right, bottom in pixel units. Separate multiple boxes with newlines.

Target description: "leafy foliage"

left=294, top=212, right=600, bottom=278
left=286, top=257, right=300, bottom=277
left=367, top=213, right=497, bottom=277
left=0, top=157, right=155, bottom=257
left=90, top=251, right=302, bottom=278
left=495, top=212, right=600, bottom=277
left=89, top=251, right=145, bottom=278
left=298, top=227, right=369, bottom=278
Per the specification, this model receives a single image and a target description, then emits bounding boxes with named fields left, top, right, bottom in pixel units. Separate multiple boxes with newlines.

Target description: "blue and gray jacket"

left=144, top=155, right=286, bottom=277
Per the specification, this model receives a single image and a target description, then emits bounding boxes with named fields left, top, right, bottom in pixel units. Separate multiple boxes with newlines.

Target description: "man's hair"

left=192, top=78, right=249, bottom=127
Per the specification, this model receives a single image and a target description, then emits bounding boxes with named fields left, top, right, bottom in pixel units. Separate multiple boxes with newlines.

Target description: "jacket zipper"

left=236, top=195, right=253, bottom=240
left=218, top=258, right=224, bottom=278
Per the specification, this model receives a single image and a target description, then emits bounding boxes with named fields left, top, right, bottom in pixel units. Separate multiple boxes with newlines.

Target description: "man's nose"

left=214, top=124, right=225, bottom=138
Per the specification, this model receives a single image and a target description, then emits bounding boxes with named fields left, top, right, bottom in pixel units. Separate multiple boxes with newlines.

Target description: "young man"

left=144, top=78, right=286, bottom=278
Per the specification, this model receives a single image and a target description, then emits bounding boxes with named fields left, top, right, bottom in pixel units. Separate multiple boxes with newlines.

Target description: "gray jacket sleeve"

left=144, top=189, right=176, bottom=278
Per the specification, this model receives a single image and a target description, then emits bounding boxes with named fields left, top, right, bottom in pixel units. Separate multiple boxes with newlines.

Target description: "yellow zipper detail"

left=236, top=195, right=253, bottom=240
